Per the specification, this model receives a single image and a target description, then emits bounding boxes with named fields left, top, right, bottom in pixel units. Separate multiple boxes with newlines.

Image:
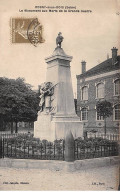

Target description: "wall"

left=0, top=156, right=119, bottom=171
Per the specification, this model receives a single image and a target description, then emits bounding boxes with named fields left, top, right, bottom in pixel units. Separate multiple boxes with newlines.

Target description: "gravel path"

left=0, top=165, right=119, bottom=191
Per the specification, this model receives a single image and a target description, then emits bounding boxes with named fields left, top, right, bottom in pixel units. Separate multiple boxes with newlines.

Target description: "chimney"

left=81, top=60, right=86, bottom=74
left=111, top=47, right=118, bottom=65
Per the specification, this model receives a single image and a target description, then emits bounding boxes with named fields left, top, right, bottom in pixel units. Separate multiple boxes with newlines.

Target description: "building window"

left=96, top=110, right=104, bottom=121
left=114, top=104, right=120, bottom=120
left=114, top=79, right=120, bottom=95
left=96, top=83, right=104, bottom=98
left=81, top=86, right=88, bottom=100
left=81, top=107, right=88, bottom=121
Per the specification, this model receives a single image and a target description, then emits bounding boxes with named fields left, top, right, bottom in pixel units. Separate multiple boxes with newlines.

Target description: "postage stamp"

left=11, top=18, right=45, bottom=46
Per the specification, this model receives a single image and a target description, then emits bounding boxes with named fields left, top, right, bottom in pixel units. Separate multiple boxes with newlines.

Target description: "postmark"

left=11, top=18, right=45, bottom=46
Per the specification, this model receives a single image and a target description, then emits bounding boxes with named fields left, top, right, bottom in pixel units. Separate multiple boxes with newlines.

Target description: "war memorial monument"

left=34, top=33, right=83, bottom=141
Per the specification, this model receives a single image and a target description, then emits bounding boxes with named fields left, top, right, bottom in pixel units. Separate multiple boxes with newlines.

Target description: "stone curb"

left=0, top=156, right=119, bottom=172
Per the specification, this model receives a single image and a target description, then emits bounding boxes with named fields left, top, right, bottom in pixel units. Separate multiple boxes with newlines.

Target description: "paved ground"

left=0, top=165, right=119, bottom=191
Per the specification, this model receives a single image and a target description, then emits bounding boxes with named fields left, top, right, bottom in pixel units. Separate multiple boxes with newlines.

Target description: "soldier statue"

left=56, top=32, right=64, bottom=48
left=39, top=82, right=54, bottom=112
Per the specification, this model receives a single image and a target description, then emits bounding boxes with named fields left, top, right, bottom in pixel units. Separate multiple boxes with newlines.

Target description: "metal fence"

left=87, top=133, right=120, bottom=141
left=0, top=132, right=31, bottom=139
left=1, top=138, right=65, bottom=160
left=0, top=132, right=119, bottom=141
left=0, top=133, right=18, bottom=139
left=0, top=136, right=119, bottom=161
left=74, top=140, right=118, bottom=160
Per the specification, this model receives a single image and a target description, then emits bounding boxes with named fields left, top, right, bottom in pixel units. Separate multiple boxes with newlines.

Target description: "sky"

left=0, top=0, right=120, bottom=96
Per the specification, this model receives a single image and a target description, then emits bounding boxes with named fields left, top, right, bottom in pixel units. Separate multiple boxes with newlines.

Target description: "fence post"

left=65, top=130, right=75, bottom=162
left=0, top=137, right=2, bottom=158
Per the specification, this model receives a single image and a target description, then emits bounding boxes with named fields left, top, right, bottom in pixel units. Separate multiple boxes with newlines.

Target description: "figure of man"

left=39, top=82, right=54, bottom=112
left=56, top=32, right=64, bottom=48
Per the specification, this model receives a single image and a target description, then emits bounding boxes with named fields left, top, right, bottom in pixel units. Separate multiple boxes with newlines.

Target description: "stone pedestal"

left=34, top=46, right=83, bottom=141
left=65, top=130, right=75, bottom=162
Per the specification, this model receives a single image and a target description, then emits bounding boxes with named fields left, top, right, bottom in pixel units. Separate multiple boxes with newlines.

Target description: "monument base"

left=34, top=113, right=83, bottom=141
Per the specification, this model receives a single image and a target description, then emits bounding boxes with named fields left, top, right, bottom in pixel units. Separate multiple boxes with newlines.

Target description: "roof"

left=76, top=56, right=120, bottom=79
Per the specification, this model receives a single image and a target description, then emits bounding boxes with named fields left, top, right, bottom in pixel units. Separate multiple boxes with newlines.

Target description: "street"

left=0, top=165, right=119, bottom=190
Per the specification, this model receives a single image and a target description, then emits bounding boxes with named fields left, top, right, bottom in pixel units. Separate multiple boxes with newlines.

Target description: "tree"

left=96, top=100, right=113, bottom=136
left=0, top=77, right=40, bottom=133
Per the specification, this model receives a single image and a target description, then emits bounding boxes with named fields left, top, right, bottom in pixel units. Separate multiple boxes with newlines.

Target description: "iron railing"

left=0, top=133, right=31, bottom=139
left=87, top=133, right=120, bottom=141
left=2, top=138, right=65, bottom=160
left=74, top=140, right=118, bottom=160
left=0, top=136, right=119, bottom=161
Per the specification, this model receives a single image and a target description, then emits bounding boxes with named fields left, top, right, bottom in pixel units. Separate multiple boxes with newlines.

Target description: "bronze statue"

left=39, top=82, right=58, bottom=112
left=39, top=82, right=54, bottom=112
left=56, top=32, right=64, bottom=48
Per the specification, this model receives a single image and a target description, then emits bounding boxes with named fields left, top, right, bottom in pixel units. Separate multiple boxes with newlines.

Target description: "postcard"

left=0, top=0, right=119, bottom=191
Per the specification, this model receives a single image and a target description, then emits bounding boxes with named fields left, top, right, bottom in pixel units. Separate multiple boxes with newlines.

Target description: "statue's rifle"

left=40, top=83, right=58, bottom=98
left=49, top=83, right=58, bottom=90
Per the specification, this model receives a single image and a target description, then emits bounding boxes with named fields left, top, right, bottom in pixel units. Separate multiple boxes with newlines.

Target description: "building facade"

left=76, top=47, right=120, bottom=135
